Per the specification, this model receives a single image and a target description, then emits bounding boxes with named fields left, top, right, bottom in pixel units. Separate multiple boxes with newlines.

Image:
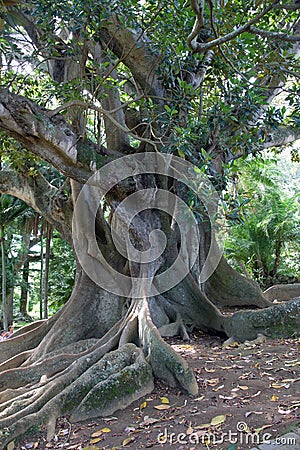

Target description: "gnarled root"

left=0, top=296, right=198, bottom=447
left=0, top=343, right=153, bottom=448
left=138, top=298, right=198, bottom=395
left=224, top=297, right=300, bottom=342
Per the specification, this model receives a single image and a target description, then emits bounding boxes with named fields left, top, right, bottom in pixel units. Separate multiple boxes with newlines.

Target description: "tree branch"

left=48, top=99, right=162, bottom=149
left=0, top=88, right=93, bottom=183
left=273, top=3, right=300, bottom=11
left=188, top=1, right=280, bottom=52
left=99, top=13, right=164, bottom=98
left=0, top=170, right=72, bottom=240
left=262, top=125, right=300, bottom=149
left=249, top=26, right=300, bottom=42
left=187, top=0, right=205, bottom=50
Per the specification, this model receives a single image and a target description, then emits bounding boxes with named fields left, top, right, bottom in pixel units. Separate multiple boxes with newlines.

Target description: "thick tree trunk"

left=204, top=256, right=272, bottom=308
left=0, top=186, right=299, bottom=448
left=0, top=242, right=299, bottom=448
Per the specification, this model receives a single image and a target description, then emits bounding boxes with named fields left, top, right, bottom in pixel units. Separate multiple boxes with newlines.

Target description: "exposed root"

left=0, top=350, right=34, bottom=372
left=0, top=344, right=153, bottom=448
left=69, top=343, right=154, bottom=422
left=158, top=312, right=190, bottom=340
left=138, top=298, right=198, bottom=395
left=0, top=318, right=56, bottom=365
left=263, top=284, right=300, bottom=302
left=224, top=297, right=300, bottom=342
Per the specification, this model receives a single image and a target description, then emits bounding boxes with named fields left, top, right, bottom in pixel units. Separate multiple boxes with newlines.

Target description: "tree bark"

left=20, top=259, right=30, bottom=319
left=43, top=223, right=53, bottom=320
left=0, top=226, right=7, bottom=330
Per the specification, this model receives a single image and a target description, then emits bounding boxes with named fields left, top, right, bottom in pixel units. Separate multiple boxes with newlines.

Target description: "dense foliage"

left=224, top=154, right=300, bottom=286
left=0, top=0, right=299, bottom=323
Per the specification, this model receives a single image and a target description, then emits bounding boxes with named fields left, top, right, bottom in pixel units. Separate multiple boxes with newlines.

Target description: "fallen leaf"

left=58, top=429, right=70, bottom=436
left=194, top=423, right=211, bottom=430
left=250, top=390, right=261, bottom=398
left=270, top=383, right=290, bottom=389
left=154, top=404, right=171, bottom=410
left=211, top=414, right=226, bottom=426
left=285, top=360, right=300, bottom=367
left=91, top=428, right=111, bottom=437
left=278, top=406, right=292, bottom=414
left=206, top=378, right=219, bottom=386
left=271, top=395, right=279, bottom=402
left=139, top=417, right=159, bottom=426
left=204, top=367, right=216, bottom=373
left=160, top=397, right=170, bottom=404
left=255, top=424, right=272, bottom=433
left=89, top=438, right=102, bottom=444
left=139, top=401, right=147, bottom=411
left=122, top=436, right=135, bottom=446
left=219, top=394, right=238, bottom=400
left=213, top=384, right=224, bottom=391
left=238, top=385, right=249, bottom=390
left=7, top=442, right=14, bottom=450
left=225, top=341, right=239, bottom=348
left=83, top=447, right=99, bottom=450
left=291, top=402, right=300, bottom=408
left=193, top=395, right=205, bottom=401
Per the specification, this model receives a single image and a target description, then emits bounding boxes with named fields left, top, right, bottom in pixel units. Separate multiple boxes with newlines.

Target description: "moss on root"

left=70, top=344, right=154, bottom=421
left=224, top=297, right=300, bottom=342
left=0, top=344, right=154, bottom=448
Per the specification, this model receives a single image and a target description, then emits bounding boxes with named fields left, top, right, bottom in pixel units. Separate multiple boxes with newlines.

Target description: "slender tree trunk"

left=43, top=223, right=53, bottom=319
left=270, top=240, right=282, bottom=277
left=20, top=259, right=30, bottom=318
left=7, top=287, right=14, bottom=326
left=39, top=226, right=44, bottom=320
left=1, top=225, right=7, bottom=330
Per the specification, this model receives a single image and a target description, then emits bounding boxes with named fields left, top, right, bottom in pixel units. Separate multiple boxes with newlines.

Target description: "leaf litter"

left=18, top=333, right=300, bottom=450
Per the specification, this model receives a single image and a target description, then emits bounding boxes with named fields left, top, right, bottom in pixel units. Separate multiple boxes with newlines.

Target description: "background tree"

left=0, top=194, right=28, bottom=329
left=0, top=0, right=299, bottom=445
left=224, top=155, right=300, bottom=285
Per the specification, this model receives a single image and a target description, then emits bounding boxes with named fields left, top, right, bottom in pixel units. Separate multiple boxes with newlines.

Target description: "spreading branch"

left=48, top=99, right=162, bottom=149
left=99, top=13, right=164, bottom=98
left=0, top=170, right=72, bottom=239
left=188, top=1, right=281, bottom=52
left=187, top=0, right=205, bottom=49
left=0, top=88, right=92, bottom=183
left=262, top=125, right=300, bottom=149
left=249, top=26, right=300, bottom=42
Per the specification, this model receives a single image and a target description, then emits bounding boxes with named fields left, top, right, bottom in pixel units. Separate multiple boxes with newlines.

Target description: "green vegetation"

left=224, top=154, right=300, bottom=287
left=0, top=0, right=299, bottom=444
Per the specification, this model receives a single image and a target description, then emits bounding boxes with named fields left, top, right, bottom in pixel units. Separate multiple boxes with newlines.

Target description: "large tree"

left=0, top=0, right=299, bottom=445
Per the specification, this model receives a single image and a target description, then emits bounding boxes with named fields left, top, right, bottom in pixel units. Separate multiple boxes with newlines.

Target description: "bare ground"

left=16, top=332, right=300, bottom=450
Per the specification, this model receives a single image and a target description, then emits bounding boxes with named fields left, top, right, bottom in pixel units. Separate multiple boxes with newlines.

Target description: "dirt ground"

left=17, top=332, right=300, bottom=450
